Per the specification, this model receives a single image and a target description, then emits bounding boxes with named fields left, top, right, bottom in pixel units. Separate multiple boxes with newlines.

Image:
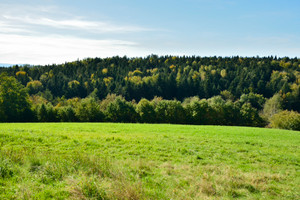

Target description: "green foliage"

left=105, top=97, right=138, bottom=122
left=185, top=96, right=243, bottom=126
left=263, top=93, right=283, bottom=119
left=26, top=80, right=43, bottom=95
left=239, top=92, right=266, bottom=110
left=186, top=98, right=213, bottom=125
left=57, top=106, right=77, bottom=122
left=36, top=103, right=58, bottom=122
left=75, top=98, right=104, bottom=122
left=0, top=74, right=33, bottom=122
left=136, top=98, right=156, bottom=123
left=1, top=55, right=299, bottom=128
left=208, top=96, right=228, bottom=124
left=220, top=90, right=234, bottom=101
left=240, top=103, right=265, bottom=127
left=152, top=99, right=186, bottom=124
left=15, top=70, right=31, bottom=85
left=1, top=56, right=299, bottom=109
left=100, top=93, right=122, bottom=110
left=39, top=89, right=54, bottom=102
left=0, top=159, right=14, bottom=179
left=270, top=110, right=300, bottom=131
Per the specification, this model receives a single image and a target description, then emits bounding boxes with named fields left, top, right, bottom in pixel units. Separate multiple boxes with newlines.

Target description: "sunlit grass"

left=0, top=123, right=299, bottom=199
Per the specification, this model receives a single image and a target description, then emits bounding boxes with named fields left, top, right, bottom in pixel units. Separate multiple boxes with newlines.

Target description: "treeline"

left=0, top=55, right=299, bottom=111
left=0, top=55, right=300, bottom=130
left=34, top=94, right=266, bottom=126
left=0, top=74, right=300, bottom=130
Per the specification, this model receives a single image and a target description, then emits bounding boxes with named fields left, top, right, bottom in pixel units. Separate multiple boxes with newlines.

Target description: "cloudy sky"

left=1, top=0, right=300, bottom=65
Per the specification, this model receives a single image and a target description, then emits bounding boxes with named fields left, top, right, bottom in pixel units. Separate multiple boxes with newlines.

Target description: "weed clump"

left=0, top=159, right=14, bottom=178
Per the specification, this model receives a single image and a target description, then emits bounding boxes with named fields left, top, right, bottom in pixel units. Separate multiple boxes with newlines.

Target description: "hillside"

left=0, top=56, right=300, bottom=128
left=0, top=56, right=299, bottom=103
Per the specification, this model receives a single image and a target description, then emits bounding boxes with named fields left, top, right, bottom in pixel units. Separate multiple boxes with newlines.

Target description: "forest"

left=0, top=55, right=299, bottom=130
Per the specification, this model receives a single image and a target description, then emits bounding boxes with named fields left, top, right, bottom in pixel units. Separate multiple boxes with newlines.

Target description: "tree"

left=239, top=92, right=266, bottom=110
left=240, top=103, right=265, bottom=127
left=75, top=98, right=104, bottom=122
left=36, top=103, right=58, bottom=122
left=220, top=90, right=234, bottom=101
left=106, top=97, right=138, bottom=122
left=186, top=99, right=212, bottom=125
left=136, top=98, right=156, bottom=123
left=57, top=106, right=77, bottom=122
left=152, top=99, right=186, bottom=124
left=15, top=70, right=30, bottom=85
left=0, top=74, right=33, bottom=122
left=263, top=93, right=282, bottom=119
left=164, top=100, right=186, bottom=124
left=26, top=80, right=43, bottom=95
left=208, top=96, right=226, bottom=124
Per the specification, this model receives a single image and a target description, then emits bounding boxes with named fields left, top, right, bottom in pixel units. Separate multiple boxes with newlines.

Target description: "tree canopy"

left=0, top=74, right=33, bottom=122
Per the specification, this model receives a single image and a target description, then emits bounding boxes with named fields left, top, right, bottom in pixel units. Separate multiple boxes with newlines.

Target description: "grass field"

left=0, top=123, right=299, bottom=199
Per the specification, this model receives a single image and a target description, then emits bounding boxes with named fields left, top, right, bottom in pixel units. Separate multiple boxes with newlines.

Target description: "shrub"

left=270, top=110, right=300, bottom=131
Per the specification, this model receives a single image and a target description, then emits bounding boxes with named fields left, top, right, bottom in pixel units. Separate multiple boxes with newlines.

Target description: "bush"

left=270, top=110, right=300, bottom=131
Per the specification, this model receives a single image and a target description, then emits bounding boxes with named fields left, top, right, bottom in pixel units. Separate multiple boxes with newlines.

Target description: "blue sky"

left=0, top=0, right=299, bottom=65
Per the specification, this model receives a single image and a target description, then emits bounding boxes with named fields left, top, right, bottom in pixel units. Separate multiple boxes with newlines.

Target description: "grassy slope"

left=0, top=123, right=299, bottom=199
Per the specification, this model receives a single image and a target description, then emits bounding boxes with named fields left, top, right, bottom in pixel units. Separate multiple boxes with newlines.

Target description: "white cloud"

left=0, top=34, right=151, bottom=65
left=0, top=3, right=154, bottom=64
left=2, top=15, right=150, bottom=33
left=0, top=21, right=31, bottom=34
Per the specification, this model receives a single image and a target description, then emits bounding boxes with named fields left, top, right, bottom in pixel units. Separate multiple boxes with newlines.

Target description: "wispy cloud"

left=2, top=15, right=150, bottom=33
left=0, top=21, right=34, bottom=34
left=0, top=34, right=151, bottom=65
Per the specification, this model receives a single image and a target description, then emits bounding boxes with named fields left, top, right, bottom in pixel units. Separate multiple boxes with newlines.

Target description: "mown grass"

left=0, top=123, right=299, bottom=199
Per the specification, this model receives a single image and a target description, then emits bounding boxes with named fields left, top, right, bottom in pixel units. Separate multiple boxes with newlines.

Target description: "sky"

left=0, top=0, right=300, bottom=65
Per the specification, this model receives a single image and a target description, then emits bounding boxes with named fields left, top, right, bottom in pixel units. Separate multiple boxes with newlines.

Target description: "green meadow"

left=0, top=123, right=299, bottom=199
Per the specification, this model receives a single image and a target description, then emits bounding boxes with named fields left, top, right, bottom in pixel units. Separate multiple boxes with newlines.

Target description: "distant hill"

left=0, top=63, right=30, bottom=67
left=0, top=63, right=14, bottom=67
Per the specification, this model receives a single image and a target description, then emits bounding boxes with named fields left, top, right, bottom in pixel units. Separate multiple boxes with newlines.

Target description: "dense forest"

left=0, top=55, right=300, bottom=130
